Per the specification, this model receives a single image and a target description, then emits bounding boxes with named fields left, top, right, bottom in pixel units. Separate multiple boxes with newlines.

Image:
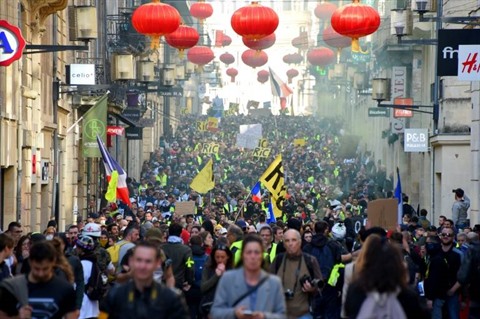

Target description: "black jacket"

left=424, top=246, right=462, bottom=300
left=101, top=280, right=189, bottom=319
left=162, top=242, right=194, bottom=289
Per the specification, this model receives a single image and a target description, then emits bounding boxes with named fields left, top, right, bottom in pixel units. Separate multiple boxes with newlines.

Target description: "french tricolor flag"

left=269, top=67, right=293, bottom=98
left=97, top=135, right=131, bottom=207
left=251, top=182, right=262, bottom=203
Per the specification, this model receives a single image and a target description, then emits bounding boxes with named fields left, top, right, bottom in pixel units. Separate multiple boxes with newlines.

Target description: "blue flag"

left=394, top=167, right=403, bottom=225
left=267, top=201, right=276, bottom=224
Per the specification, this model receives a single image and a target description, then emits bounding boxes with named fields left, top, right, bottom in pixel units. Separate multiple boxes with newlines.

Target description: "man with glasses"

left=5, top=222, right=22, bottom=245
left=424, top=228, right=462, bottom=319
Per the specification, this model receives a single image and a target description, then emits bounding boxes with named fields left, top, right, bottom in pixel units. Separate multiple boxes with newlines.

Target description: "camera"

left=299, top=274, right=325, bottom=289
left=284, top=289, right=294, bottom=300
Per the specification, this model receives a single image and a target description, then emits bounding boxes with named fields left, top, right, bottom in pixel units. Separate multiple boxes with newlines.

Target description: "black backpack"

left=85, top=261, right=108, bottom=301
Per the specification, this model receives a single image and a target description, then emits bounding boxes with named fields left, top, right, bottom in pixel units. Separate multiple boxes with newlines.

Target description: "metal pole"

left=52, top=13, right=59, bottom=223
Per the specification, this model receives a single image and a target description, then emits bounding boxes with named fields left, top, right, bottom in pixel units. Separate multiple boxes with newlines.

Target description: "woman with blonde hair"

left=344, top=234, right=428, bottom=318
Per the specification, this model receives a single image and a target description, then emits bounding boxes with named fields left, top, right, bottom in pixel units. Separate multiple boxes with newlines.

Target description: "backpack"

left=306, top=242, right=336, bottom=280
left=85, top=260, right=108, bottom=301
left=357, top=290, right=407, bottom=319
left=193, top=254, right=208, bottom=288
left=107, top=241, right=129, bottom=269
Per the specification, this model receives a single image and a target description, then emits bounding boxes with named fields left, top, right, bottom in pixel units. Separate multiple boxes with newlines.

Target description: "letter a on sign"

left=0, top=20, right=26, bottom=67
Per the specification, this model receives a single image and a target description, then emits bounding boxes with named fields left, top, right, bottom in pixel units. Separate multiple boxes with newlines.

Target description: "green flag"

left=82, top=94, right=108, bottom=158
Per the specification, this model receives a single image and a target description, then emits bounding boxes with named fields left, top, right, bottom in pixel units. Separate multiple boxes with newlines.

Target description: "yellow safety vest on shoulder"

left=230, top=240, right=243, bottom=267
left=327, top=263, right=345, bottom=287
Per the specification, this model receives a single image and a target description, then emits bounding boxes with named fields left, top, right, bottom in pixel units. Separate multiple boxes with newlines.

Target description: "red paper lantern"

left=331, top=0, right=380, bottom=52
left=257, top=70, right=269, bottom=78
left=257, top=70, right=269, bottom=84
left=241, top=49, right=268, bottom=68
left=291, top=31, right=309, bottom=51
left=222, top=34, right=232, bottom=46
left=257, top=70, right=269, bottom=83
left=314, top=2, right=337, bottom=20
left=219, top=52, right=235, bottom=65
left=323, top=25, right=351, bottom=49
left=187, top=46, right=215, bottom=67
left=190, top=1, right=213, bottom=20
left=226, top=68, right=238, bottom=82
left=231, top=2, right=279, bottom=40
left=242, top=33, right=276, bottom=51
left=286, top=69, right=299, bottom=83
left=283, top=53, right=303, bottom=64
left=165, top=25, right=199, bottom=56
left=132, top=0, right=181, bottom=49
left=307, top=47, right=335, bottom=66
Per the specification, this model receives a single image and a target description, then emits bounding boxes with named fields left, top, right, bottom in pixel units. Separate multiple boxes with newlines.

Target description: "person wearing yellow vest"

left=226, top=224, right=244, bottom=267
left=259, top=226, right=277, bottom=263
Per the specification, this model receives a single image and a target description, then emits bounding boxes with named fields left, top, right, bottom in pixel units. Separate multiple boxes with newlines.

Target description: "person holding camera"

left=271, top=229, right=323, bottom=319
left=452, top=188, right=470, bottom=230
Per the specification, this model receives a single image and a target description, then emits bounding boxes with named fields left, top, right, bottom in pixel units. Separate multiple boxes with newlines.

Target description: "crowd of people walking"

left=0, top=114, right=479, bottom=319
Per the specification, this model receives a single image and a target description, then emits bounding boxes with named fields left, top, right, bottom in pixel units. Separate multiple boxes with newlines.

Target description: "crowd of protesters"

left=0, top=114, right=479, bottom=319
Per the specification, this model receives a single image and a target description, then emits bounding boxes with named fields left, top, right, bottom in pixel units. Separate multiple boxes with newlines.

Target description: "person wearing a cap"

left=82, top=223, right=114, bottom=278
left=452, top=188, right=470, bottom=230
left=76, top=235, right=101, bottom=318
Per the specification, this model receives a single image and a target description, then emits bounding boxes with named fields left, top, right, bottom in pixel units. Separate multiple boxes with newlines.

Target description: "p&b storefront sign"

left=404, top=129, right=429, bottom=152
left=0, top=20, right=26, bottom=67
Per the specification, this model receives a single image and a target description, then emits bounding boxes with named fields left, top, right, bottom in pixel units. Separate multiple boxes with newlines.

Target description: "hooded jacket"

left=457, top=240, right=480, bottom=304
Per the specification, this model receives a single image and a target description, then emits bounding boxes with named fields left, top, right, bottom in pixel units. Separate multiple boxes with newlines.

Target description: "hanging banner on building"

left=393, top=98, right=414, bottom=118
left=368, top=107, right=390, bottom=117
left=83, top=94, right=108, bottom=158
left=390, top=66, right=406, bottom=134
left=404, top=128, right=429, bottom=152
left=0, top=20, right=26, bottom=67
left=458, top=45, right=480, bottom=81
left=125, top=127, right=143, bottom=140
left=107, top=126, right=125, bottom=136
left=437, top=29, right=480, bottom=76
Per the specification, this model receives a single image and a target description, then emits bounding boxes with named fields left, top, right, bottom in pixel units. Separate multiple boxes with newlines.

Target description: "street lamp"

left=371, top=78, right=435, bottom=115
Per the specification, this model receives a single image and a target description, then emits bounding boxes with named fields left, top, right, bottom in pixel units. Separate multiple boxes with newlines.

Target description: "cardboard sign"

left=175, top=201, right=196, bottom=216
left=367, top=198, right=398, bottom=230
left=258, top=138, right=268, bottom=148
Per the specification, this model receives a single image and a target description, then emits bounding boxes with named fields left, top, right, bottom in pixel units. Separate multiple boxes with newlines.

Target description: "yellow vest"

left=230, top=240, right=243, bottom=267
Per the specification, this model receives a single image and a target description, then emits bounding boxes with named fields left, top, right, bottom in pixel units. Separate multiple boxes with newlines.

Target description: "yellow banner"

left=197, top=121, right=207, bottom=132
left=259, top=155, right=286, bottom=217
left=258, top=138, right=268, bottom=148
left=190, top=159, right=215, bottom=194
left=252, top=147, right=271, bottom=158
left=199, top=143, right=220, bottom=154
left=207, top=117, right=219, bottom=132
left=294, top=138, right=306, bottom=147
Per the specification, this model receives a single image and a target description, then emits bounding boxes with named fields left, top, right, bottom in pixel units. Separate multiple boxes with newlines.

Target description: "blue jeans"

left=432, top=295, right=460, bottom=319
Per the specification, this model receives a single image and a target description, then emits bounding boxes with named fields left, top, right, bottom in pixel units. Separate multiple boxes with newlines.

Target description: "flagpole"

left=234, top=192, right=253, bottom=222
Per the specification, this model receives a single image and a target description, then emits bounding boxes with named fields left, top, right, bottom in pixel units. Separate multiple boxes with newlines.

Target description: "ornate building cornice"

left=21, top=0, right=68, bottom=37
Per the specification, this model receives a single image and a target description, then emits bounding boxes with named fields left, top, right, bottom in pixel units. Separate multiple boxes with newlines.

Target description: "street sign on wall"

left=368, top=107, right=390, bottom=117
left=458, top=45, right=480, bottom=81
left=393, top=98, right=414, bottom=118
left=0, top=20, right=26, bottom=67
left=404, top=129, right=429, bottom=152
left=437, top=29, right=480, bottom=76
